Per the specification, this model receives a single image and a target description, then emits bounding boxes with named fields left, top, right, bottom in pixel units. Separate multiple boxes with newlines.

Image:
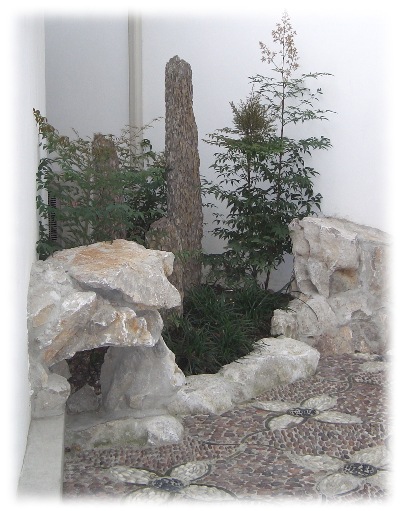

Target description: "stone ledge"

left=167, top=337, right=320, bottom=416
left=65, top=412, right=184, bottom=450
left=17, top=413, right=65, bottom=499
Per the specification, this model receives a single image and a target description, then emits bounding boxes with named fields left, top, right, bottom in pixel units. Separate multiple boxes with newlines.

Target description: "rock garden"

left=29, top=12, right=391, bottom=503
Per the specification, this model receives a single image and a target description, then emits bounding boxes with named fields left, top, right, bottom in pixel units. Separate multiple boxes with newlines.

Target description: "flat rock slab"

left=167, top=337, right=320, bottom=416
left=65, top=413, right=184, bottom=449
left=51, top=239, right=181, bottom=310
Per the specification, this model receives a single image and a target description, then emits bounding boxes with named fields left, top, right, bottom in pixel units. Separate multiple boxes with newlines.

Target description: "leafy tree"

left=204, top=12, right=333, bottom=289
left=34, top=109, right=166, bottom=259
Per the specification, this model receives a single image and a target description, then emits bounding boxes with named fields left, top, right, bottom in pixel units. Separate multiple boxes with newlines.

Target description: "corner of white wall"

left=3, top=12, right=46, bottom=499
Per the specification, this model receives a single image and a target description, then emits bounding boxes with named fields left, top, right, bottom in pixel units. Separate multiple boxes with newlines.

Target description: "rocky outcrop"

left=65, top=336, right=319, bottom=448
left=27, top=240, right=184, bottom=426
left=271, top=217, right=390, bottom=354
left=28, top=238, right=324, bottom=449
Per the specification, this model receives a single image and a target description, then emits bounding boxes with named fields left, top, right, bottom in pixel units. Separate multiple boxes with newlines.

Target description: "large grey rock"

left=101, top=337, right=185, bottom=416
left=271, top=217, right=390, bottom=354
left=27, top=240, right=183, bottom=419
left=51, top=239, right=180, bottom=310
left=167, top=338, right=320, bottom=416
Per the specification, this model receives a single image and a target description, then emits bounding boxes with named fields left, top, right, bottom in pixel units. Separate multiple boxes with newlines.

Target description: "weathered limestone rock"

left=52, top=239, right=180, bottom=311
left=28, top=242, right=180, bottom=367
left=147, top=55, right=203, bottom=296
left=167, top=338, right=320, bottom=415
left=27, top=240, right=183, bottom=422
left=64, top=337, right=319, bottom=448
left=101, top=338, right=185, bottom=415
left=271, top=217, right=390, bottom=354
left=65, top=413, right=184, bottom=449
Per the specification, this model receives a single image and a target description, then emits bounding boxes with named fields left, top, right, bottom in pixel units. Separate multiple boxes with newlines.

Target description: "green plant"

left=204, top=12, right=333, bottom=289
left=163, top=284, right=290, bottom=376
left=34, top=109, right=166, bottom=259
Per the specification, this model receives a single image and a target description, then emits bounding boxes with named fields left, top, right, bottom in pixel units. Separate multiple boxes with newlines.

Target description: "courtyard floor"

left=63, top=353, right=390, bottom=504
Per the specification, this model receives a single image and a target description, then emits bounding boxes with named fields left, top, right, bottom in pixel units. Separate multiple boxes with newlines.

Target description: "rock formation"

left=27, top=239, right=185, bottom=443
left=167, top=337, right=320, bottom=416
left=147, top=55, right=203, bottom=297
left=27, top=238, right=323, bottom=449
left=271, top=217, right=390, bottom=354
left=66, top=336, right=320, bottom=448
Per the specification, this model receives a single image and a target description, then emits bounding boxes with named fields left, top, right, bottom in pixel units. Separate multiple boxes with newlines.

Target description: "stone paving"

left=63, top=353, right=390, bottom=503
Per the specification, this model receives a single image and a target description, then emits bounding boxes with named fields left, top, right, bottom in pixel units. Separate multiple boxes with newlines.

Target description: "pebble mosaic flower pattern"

left=63, top=354, right=388, bottom=502
left=285, top=444, right=390, bottom=497
left=253, top=394, right=362, bottom=430
left=109, top=460, right=236, bottom=501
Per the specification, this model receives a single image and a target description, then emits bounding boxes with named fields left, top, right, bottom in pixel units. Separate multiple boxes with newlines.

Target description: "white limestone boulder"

left=100, top=337, right=185, bottom=415
left=27, top=240, right=183, bottom=419
left=167, top=338, right=320, bottom=416
left=65, top=413, right=184, bottom=449
left=51, top=239, right=180, bottom=309
left=272, top=217, right=390, bottom=354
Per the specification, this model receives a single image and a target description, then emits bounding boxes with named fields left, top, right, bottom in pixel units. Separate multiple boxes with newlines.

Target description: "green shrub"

left=34, top=109, right=166, bottom=259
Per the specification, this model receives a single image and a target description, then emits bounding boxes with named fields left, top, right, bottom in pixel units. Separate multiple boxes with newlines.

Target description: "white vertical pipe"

left=128, top=15, right=143, bottom=136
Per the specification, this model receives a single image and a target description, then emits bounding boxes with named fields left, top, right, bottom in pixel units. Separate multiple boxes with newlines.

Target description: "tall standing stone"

left=147, top=56, right=203, bottom=295
left=92, top=133, right=126, bottom=240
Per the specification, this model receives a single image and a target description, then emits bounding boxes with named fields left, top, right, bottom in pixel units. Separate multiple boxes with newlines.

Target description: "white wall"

left=141, top=5, right=390, bottom=234
left=45, top=15, right=129, bottom=138
left=3, top=14, right=46, bottom=496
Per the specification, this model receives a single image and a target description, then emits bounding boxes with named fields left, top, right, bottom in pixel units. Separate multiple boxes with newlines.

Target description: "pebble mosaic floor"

left=63, top=353, right=390, bottom=503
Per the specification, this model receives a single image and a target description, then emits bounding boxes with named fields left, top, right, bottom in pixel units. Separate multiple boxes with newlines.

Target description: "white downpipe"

left=128, top=15, right=143, bottom=138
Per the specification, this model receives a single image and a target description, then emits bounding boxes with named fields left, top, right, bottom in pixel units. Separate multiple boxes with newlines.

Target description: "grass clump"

left=163, top=284, right=290, bottom=376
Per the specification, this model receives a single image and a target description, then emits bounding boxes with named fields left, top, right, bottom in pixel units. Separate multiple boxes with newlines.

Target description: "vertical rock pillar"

left=92, top=133, right=126, bottom=240
left=147, top=56, right=203, bottom=295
